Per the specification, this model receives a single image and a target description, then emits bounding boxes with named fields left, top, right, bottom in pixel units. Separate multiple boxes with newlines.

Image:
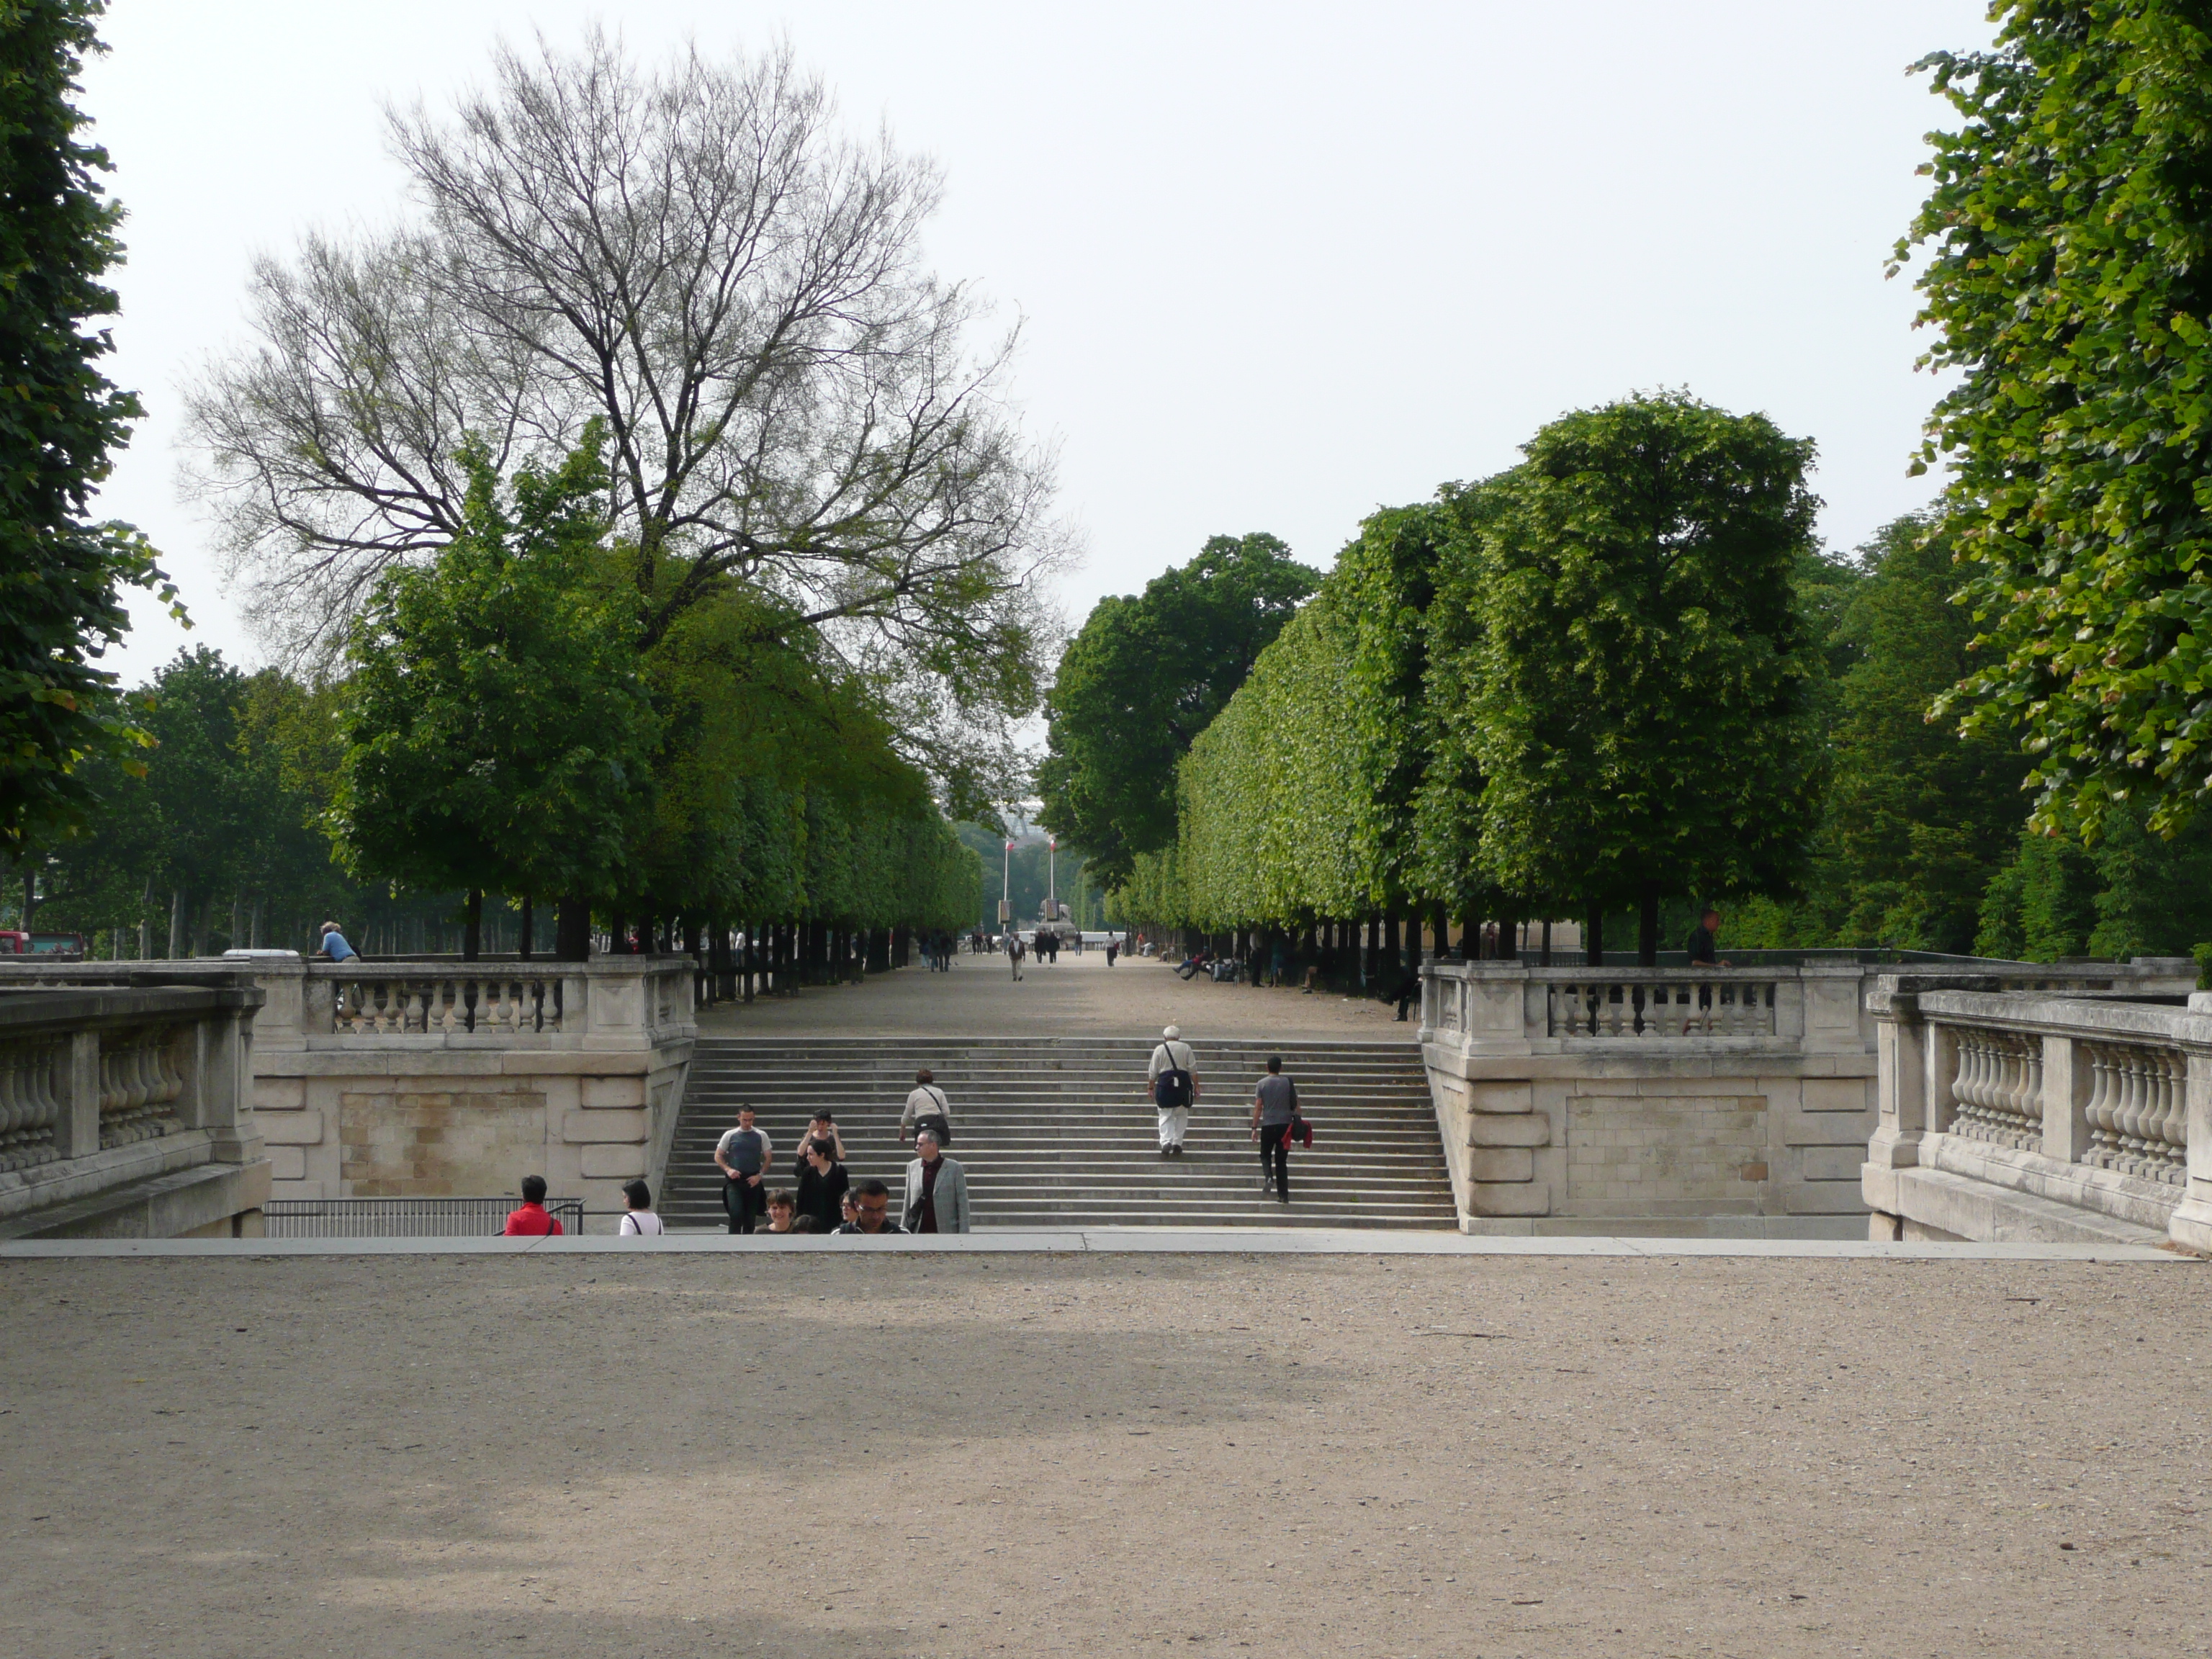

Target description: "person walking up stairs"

left=1147, top=1025, right=1198, bottom=1156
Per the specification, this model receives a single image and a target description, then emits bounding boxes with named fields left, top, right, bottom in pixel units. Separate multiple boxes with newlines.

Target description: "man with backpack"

left=1146, top=1024, right=1199, bottom=1156
left=713, top=1104, right=774, bottom=1234
left=901, top=1067, right=954, bottom=1147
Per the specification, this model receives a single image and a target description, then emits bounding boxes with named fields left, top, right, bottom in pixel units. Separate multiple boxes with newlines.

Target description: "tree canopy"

left=184, top=29, right=1058, bottom=811
left=0, top=0, right=179, bottom=857
left=1903, top=2, right=2212, bottom=839
left=334, top=429, right=657, bottom=907
left=1035, top=532, right=1316, bottom=888
left=1452, top=394, right=1826, bottom=958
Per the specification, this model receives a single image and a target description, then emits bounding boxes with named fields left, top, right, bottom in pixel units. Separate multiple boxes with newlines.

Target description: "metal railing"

left=262, top=1197, right=587, bottom=1238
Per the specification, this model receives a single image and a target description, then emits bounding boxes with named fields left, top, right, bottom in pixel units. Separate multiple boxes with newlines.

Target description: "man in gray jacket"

left=902, top=1128, right=971, bottom=1233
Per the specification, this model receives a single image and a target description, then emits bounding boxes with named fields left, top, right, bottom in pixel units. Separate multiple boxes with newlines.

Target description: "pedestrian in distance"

left=714, top=1105, right=774, bottom=1234
left=1105, top=933, right=1119, bottom=967
left=796, top=1137, right=850, bottom=1235
left=1147, top=1024, right=1198, bottom=1156
left=1249, top=1055, right=1299, bottom=1202
left=500, top=1174, right=565, bottom=1235
left=902, top=1128, right=971, bottom=1233
left=1683, top=905, right=1729, bottom=1033
left=836, top=1178, right=906, bottom=1235
left=617, top=1179, right=665, bottom=1236
left=1007, top=932, right=1025, bottom=981
left=901, top=1067, right=954, bottom=1147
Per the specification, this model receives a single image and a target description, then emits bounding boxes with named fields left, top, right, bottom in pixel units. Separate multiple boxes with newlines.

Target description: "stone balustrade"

left=1419, top=955, right=2197, bottom=1238
left=0, top=954, right=695, bottom=1230
left=1863, top=976, right=2212, bottom=1251
left=0, top=979, right=269, bottom=1238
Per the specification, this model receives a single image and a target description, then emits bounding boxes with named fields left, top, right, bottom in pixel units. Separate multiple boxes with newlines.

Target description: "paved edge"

left=0, top=1228, right=2190, bottom=1262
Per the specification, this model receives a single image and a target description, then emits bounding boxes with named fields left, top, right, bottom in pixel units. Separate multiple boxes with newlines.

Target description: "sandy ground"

left=4, top=1251, right=2206, bottom=1658
left=696, top=948, right=1417, bottom=1040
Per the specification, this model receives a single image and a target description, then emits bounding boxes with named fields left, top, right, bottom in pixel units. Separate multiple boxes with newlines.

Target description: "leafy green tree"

left=1902, top=4, right=2212, bottom=838
left=1816, top=516, right=2033, bottom=950
left=0, top=0, right=181, bottom=856
left=1038, top=533, right=1316, bottom=888
left=334, top=431, right=657, bottom=953
left=1450, top=393, right=1826, bottom=961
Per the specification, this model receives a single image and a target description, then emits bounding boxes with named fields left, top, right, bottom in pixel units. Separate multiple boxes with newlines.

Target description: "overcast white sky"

left=83, top=0, right=1995, bottom=684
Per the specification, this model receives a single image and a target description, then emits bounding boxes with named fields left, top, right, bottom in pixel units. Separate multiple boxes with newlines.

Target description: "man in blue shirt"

left=317, top=922, right=357, bottom=962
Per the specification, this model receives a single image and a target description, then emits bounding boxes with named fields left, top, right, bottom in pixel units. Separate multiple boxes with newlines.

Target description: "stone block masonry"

left=1, top=956, right=694, bottom=1230
left=1419, top=956, right=2195, bottom=1237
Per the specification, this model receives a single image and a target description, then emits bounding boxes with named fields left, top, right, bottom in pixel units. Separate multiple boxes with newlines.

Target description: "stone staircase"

left=662, top=1037, right=1457, bottom=1230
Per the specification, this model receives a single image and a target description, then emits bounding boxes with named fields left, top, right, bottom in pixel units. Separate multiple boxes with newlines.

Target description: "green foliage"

left=0, top=0, right=182, bottom=855
left=1817, top=516, right=2033, bottom=950
left=1037, top=534, right=1316, bottom=888
left=1978, top=807, right=2212, bottom=961
left=1902, top=4, right=2212, bottom=837
left=1450, top=393, right=1826, bottom=925
left=334, top=429, right=656, bottom=902
left=1172, top=503, right=1461, bottom=929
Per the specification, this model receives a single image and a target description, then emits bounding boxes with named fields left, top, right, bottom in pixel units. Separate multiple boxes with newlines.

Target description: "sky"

left=82, top=0, right=1997, bottom=685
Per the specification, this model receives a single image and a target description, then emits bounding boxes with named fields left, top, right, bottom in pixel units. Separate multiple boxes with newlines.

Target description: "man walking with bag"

left=900, top=1068, right=954, bottom=1147
left=1147, top=1024, right=1199, bottom=1156
left=1249, top=1055, right=1298, bottom=1202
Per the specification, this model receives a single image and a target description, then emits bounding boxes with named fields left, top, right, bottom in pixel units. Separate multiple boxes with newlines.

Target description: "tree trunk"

left=1497, top=912, right=1517, bottom=961
left=1585, top=909, right=1604, bottom=967
left=555, top=896, right=593, bottom=962
left=1431, top=906, right=1449, bottom=958
left=464, top=889, right=483, bottom=961
left=519, top=897, right=534, bottom=959
left=1637, top=891, right=1659, bottom=967
left=19, top=868, right=35, bottom=933
left=166, top=889, right=184, bottom=958
left=1541, top=918, right=1552, bottom=967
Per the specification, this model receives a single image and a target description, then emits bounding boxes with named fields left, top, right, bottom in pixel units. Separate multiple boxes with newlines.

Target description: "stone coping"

left=1, top=1226, right=2187, bottom=1262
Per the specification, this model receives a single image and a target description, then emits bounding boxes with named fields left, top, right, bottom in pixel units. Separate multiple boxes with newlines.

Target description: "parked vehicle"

left=0, top=930, right=87, bottom=958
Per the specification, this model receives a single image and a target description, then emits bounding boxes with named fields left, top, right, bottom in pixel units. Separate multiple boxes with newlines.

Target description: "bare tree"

left=186, top=29, right=1065, bottom=755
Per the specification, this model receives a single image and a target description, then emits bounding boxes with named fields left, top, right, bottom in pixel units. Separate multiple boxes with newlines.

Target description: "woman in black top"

left=795, top=1138, right=850, bottom=1234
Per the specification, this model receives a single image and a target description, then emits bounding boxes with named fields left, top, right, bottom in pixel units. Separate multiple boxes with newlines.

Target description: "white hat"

left=1163, top=1025, right=1181, bottom=1040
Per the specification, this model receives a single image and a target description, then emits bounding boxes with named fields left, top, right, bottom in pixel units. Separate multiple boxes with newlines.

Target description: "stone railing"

left=1417, top=955, right=2198, bottom=1238
left=0, top=979, right=269, bottom=1238
left=1864, top=977, right=2212, bottom=1251
left=0, top=954, right=696, bottom=1228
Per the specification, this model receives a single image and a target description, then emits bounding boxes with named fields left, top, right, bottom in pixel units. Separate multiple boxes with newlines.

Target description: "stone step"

left=665, top=1035, right=1456, bottom=1231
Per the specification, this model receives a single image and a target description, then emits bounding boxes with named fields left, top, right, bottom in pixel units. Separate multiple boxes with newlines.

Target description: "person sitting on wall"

left=316, top=921, right=357, bottom=963
left=500, top=1174, right=565, bottom=1236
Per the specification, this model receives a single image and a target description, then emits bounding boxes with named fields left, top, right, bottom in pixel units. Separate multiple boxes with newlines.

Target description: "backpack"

left=1153, top=1045, right=1193, bottom=1108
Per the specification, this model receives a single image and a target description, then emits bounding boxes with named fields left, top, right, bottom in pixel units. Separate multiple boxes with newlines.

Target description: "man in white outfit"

left=1146, top=1024, right=1200, bottom=1156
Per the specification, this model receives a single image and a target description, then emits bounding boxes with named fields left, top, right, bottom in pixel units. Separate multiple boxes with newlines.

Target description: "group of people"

left=920, top=930, right=964, bottom=971
left=497, top=1029, right=1313, bottom=1240
left=713, top=1067, right=973, bottom=1236
left=1147, top=1025, right=1308, bottom=1201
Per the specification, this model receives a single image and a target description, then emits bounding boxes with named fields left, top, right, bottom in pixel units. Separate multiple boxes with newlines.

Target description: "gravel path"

left=4, top=1251, right=2203, bottom=1657
left=696, top=949, right=1418, bottom=1040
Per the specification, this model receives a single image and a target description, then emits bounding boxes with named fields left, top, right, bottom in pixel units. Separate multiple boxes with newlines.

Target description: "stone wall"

left=1, top=955, right=694, bottom=1231
left=1419, top=957, right=2195, bottom=1238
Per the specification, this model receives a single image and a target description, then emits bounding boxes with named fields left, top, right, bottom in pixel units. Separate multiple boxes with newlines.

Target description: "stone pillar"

left=2169, top=1051, right=2212, bottom=1253
left=55, top=1030, right=100, bottom=1159
left=1863, top=989, right=1925, bottom=1234
left=2039, top=1034, right=2092, bottom=1164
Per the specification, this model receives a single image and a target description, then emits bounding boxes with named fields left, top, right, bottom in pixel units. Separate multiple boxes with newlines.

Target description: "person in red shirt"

left=500, top=1174, right=565, bottom=1236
